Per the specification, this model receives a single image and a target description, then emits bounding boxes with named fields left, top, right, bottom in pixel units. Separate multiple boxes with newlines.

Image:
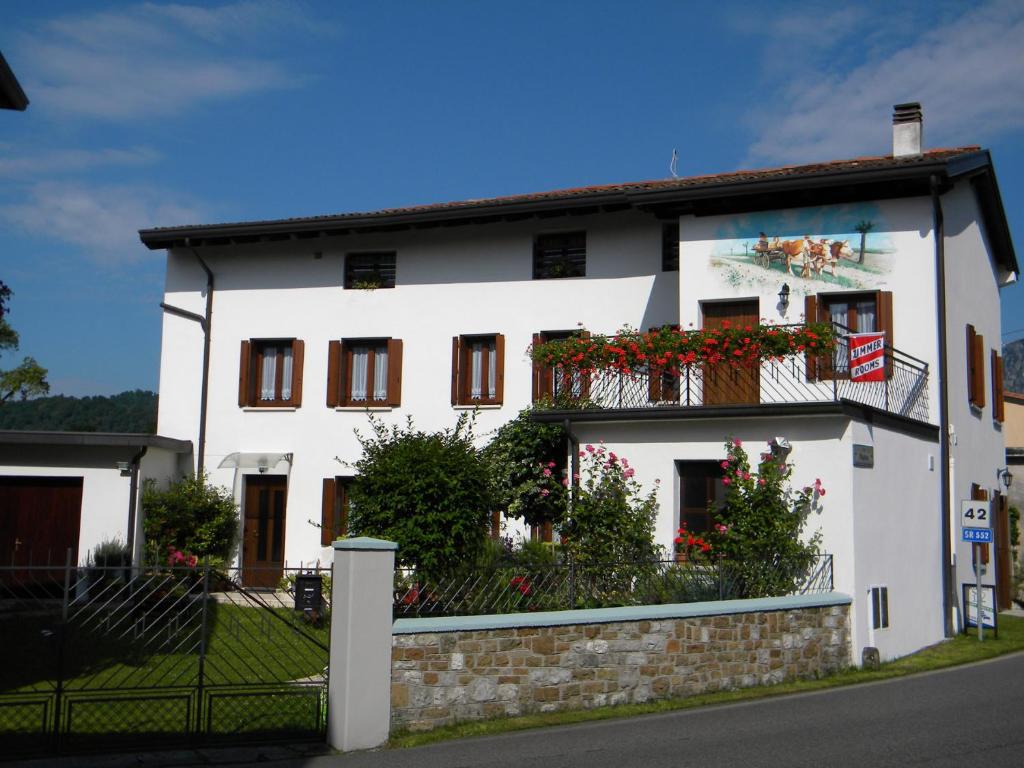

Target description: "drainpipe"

left=932, top=174, right=954, bottom=637
left=158, top=244, right=214, bottom=476
left=126, top=445, right=148, bottom=565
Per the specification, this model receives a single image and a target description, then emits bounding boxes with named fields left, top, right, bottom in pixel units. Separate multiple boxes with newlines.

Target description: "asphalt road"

left=317, top=651, right=1024, bottom=768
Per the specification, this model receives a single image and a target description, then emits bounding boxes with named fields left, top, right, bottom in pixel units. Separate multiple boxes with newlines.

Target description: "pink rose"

left=543, top=468, right=552, bottom=477
left=722, top=477, right=731, bottom=485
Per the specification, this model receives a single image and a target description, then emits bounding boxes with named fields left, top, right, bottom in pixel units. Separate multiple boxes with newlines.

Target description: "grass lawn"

left=390, top=613, right=1024, bottom=749
left=0, top=601, right=329, bottom=744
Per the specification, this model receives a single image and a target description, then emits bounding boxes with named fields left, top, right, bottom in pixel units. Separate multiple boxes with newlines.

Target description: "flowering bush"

left=482, top=409, right=568, bottom=530
left=529, top=321, right=836, bottom=377
left=710, top=438, right=823, bottom=598
left=142, top=471, right=239, bottom=565
left=166, top=546, right=199, bottom=568
left=674, top=522, right=712, bottom=560
left=560, top=444, right=660, bottom=566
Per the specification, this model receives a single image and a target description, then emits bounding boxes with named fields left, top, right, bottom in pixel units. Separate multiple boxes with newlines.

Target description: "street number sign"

left=962, top=528, right=993, bottom=543
left=960, top=499, right=992, bottom=529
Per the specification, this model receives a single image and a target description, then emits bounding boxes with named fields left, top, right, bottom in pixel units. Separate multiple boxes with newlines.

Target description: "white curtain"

left=488, top=345, right=497, bottom=398
left=260, top=348, right=278, bottom=400
left=830, top=302, right=849, bottom=372
left=373, top=345, right=388, bottom=400
left=471, top=342, right=483, bottom=399
left=856, top=300, right=877, bottom=332
left=351, top=346, right=368, bottom=401
left=279, top=345, right=293, bottom=400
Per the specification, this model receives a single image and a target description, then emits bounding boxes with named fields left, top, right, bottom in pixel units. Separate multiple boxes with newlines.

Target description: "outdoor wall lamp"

left=778, top=283, right=790, bottom=311
left=998, top=467, right=1013, bottom=489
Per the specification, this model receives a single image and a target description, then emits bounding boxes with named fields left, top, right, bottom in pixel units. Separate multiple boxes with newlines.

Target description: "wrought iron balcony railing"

left=544, top=327, right=930, bottom=423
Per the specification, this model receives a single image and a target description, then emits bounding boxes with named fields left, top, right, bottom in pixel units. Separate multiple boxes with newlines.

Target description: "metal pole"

left=975, top=543, right=983, bottom=642
left=54, top=548, right=73, bottom=749
left=196, top=562, right=211, bottom=736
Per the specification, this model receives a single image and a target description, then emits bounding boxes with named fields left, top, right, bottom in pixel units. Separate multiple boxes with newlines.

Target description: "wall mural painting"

left=707, top=204, right=895, bottom=294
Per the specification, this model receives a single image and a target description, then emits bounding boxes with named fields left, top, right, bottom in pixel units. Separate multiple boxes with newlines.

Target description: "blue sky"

left=1, top=0, right=1022, bottom=396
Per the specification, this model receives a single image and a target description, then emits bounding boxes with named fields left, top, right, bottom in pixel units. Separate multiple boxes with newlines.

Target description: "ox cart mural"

left=752, top=233, right=854, bottom=279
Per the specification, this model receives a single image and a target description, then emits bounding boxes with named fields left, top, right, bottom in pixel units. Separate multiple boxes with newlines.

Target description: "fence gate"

left=0, top=559, right=330, bottom=758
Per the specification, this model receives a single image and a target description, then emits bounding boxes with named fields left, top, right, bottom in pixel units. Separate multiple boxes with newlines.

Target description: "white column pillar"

left=328, top=536, right=396, bottom=752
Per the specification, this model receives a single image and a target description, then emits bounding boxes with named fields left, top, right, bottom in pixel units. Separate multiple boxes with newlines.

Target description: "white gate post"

left=328, top=537, right=396, bottom=751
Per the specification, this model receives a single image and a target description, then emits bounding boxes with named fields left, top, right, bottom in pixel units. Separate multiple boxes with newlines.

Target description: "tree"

left=142, top=471, right=239, bottom=564
left=562, top=444, right=660, bottom=565
left=0, top=280, right=48, bottom=402
left=711, top=438, right=822, bottom=598
left=481, top=409, right=567, bottom=531
left=348, top=414, right=492, bottom=579
left=854, top=220, right=874, bottom=265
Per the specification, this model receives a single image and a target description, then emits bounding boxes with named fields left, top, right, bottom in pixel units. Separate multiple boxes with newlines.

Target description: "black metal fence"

left=394, top=554, right=833, bottom=618
left=0, top=559, right=331, bottom=758
left=553, top=328, right=929, bottom=422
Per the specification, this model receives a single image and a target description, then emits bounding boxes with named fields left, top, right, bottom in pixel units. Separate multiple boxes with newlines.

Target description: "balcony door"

left=242, top=475, right=287, bottom=588
left=702, top=299, right=759, bottom=406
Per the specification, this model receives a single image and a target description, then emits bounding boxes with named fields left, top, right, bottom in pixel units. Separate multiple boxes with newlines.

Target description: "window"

left=326, top=338, right=403, bottom=407
left=992, top=349, right=1005, bottom=422
left=531, top=330, right=589, bottom=402
left=677, top=461, right=726, bottom=535
left=533, top=232, right=586, bottom=279
left=452, top=334, right=505, bottom=405
left=344, top=252, right=396, bottom=289
left=870, top=586, right=889, bottom=630
left=238, top=339, right=304, bottom=407
left=321, top=477, right=351, bottom=545
left=662, top=223, right=679, bottom=271
left=967, top=325, right=985, bottom=409
left=804, top=291, right=892, bottom=379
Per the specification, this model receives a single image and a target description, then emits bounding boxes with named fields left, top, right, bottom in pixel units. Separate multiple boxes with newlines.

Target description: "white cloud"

left=0, top=147, right=160, bottom=178
left=0, top=182, right=204, bottom=265
left=745, top=0, right=1024, bottom=165
left=16, top=0, right=328, bottom=119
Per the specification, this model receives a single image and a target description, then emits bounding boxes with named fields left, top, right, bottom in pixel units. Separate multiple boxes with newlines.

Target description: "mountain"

left=1005, top=339, right=1024, bottom=394
left=0, top=390, right=158, bottom=433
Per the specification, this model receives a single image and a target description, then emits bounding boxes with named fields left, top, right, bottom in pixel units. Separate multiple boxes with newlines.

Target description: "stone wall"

left=390, top=598, right=850, bottom=732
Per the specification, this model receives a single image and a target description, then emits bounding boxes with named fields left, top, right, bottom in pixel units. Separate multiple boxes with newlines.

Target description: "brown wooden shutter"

left=321, top=478, right=336, bottom=546
left=494, top=334, right=505, bottom=404
left=451, top=336, right=461, bottom=405
left=974, top=330, right=985, bottom=408
left=877, top=291, right=894, bottom=378
left=387, top=338, right=403, bottom=407
left=326, top=340, right=341, bottom=408
left=291, top=339, right=304, bottom=407
left=238, top=340, right=251, bottom=407
left=804, top=295, right=819, bottom=381
left=992, top=350, right=1005, bottom=422
left=531, top=333, right=543, bottom=402
left=490, top=510, right=501, bottom=539
left=971, top=483, right=990, bottom=564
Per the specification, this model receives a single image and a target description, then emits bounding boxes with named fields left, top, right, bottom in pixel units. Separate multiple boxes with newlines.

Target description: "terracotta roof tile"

left=142, top=146, right=981, bottom=235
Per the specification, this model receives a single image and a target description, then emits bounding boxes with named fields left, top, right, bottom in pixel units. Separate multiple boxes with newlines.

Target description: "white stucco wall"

left=942, top=182, right=1010, bottom=618
left=677, top=197, right=939, bottom=423
left=849, top=421, right=943, bottom=660
left=0, top=445, right=185, bottom=566
left=157, top=211, right=679, bottom=564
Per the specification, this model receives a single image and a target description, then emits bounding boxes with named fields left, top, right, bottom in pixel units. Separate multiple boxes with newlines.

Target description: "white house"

left=140, top=104, right=1017, bottom=662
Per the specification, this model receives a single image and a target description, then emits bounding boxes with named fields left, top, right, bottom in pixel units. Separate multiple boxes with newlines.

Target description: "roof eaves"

left=0, top=431, right=193, bottom=452
left=0, top=52, right=29, bottom=111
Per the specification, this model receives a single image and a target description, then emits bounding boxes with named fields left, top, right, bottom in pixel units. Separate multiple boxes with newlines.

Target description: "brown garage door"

left=0, top=476, right=84, bottom=567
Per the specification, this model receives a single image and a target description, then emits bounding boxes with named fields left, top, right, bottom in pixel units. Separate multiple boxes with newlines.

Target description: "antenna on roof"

left=669, top=148, right=679, bottom=178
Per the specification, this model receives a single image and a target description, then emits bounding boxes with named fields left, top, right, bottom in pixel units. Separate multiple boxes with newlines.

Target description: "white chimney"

left=892, top=102, right=923, bottom=158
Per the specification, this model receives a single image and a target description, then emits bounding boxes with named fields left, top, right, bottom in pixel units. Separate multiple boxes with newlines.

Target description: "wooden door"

left=242, top=475, right=288, bottom=588
left=0, top=477, right=83, bottom=586
left=701, top=300, right=760, bottom=405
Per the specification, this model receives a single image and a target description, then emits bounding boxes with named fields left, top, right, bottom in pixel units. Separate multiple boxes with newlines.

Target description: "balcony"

left=542, top=331, right=930, bottom=423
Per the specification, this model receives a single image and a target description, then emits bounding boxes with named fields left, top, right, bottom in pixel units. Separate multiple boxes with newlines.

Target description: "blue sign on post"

left=962, top=528, right=993, bottom=543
